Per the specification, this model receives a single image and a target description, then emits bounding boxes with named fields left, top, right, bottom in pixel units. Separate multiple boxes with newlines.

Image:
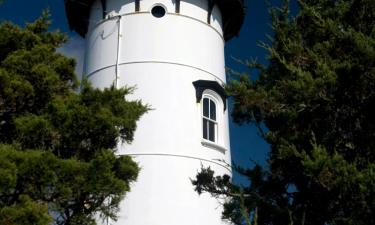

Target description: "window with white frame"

left=193, top=80, right=227, bottom=152
left=202, top=95, right=217, bottom=142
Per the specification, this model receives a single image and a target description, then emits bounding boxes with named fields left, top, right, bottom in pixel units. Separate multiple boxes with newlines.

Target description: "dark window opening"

left=151, top=5, right=166, bottom=18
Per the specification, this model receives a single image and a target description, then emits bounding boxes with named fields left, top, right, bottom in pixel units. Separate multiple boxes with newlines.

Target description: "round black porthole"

left=151, top=5, right=166, bottom=18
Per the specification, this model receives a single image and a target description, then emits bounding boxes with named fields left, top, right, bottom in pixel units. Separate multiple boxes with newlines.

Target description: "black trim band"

left=135, top=0, right=140, bottom=12
left=176, top=0, right=181, bottom=13
left=100, top=0, right=107, bottom=19
left=207, top=0, right=214, bottom=24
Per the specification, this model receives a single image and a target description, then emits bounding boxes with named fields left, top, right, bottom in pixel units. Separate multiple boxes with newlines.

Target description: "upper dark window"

left=151, top=5, right=166, bottom=18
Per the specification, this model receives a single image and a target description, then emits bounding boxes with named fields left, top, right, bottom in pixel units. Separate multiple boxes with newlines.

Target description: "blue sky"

left=0, top=0, right=296, bottom=184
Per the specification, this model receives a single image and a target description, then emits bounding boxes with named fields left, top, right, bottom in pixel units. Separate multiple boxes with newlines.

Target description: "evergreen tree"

left=0, top=12, right=148, bottom=225
left=193, top=1, right=375, bottom=225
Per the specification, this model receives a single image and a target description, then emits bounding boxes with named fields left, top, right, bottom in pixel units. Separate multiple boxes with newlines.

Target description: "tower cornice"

left=64, top=0, right=245, bottom=41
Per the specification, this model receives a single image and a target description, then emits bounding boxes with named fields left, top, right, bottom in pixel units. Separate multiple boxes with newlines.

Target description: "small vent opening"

left=151, top=5, right=166, bottom=18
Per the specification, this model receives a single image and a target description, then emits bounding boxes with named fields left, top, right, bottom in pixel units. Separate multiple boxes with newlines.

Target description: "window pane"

left=203, top=98, right=209, bottom=117
left=210, top=100, right=216, bottom=120
left=203, top=118, right=208, bottom=139
left=209, top=121, right=215, bottom=142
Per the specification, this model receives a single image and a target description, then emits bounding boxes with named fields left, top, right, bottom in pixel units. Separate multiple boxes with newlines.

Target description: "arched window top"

left=192, top=80, right=227, bottom=110
left=203, top=95, right=217, bottom=120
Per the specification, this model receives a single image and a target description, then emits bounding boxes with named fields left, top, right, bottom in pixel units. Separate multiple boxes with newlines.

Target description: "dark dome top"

left=64, top=0, right=245, bottom=41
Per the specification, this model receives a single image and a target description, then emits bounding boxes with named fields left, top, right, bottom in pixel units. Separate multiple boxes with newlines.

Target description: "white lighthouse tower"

left=64, top=0, right=244, bottom=224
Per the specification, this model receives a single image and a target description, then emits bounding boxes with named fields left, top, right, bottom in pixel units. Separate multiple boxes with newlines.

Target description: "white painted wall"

left=84, top=1, right=231, bottom=224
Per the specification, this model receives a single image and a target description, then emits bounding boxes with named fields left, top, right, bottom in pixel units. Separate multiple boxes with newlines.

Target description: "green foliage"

left=0, top=194, right=52, bottom=225
left=0, top=11, right=147, bottom=225
left=193, top=0, right=375, bottom=225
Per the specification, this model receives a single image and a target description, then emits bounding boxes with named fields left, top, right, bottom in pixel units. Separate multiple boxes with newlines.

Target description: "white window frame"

left=200, top=90, right=227, bottom=153
left=202, top=95, right=218, bottom=143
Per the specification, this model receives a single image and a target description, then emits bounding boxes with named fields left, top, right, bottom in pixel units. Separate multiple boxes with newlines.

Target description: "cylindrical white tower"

left=65, top=0, right=244, bottom=224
